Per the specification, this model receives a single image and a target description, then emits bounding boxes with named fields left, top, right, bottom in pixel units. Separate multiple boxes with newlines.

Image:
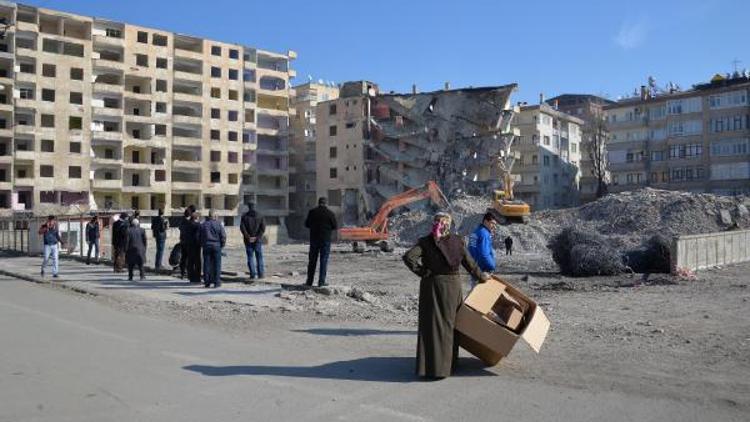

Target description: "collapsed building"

left=364, top=84, right=518, bottom=218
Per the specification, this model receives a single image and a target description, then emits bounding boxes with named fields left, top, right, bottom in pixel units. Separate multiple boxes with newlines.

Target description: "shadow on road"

left=184, top=357, right=495, bottom=383
left=292, top=328, right=416, bottom=336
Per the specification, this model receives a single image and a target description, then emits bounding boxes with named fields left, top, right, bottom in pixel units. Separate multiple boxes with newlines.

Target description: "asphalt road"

left=0, top=275, right=743, bottom=422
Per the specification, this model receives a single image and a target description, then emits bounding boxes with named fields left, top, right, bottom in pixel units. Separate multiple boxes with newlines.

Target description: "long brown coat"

left=403, top=234, right=483, bottom=378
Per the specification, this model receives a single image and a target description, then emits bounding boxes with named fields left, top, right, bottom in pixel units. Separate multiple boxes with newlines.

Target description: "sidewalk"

left=0, top=253, right=297, bottom=311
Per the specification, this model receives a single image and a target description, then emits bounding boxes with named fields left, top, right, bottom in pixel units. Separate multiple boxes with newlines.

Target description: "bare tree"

left=583, top=114, right=609, bottom=198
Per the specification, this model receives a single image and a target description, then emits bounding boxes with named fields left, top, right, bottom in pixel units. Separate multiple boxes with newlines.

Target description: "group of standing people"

left=111, top=210, right=148, bottom=281
left=178, top=206, right=227, bottom=288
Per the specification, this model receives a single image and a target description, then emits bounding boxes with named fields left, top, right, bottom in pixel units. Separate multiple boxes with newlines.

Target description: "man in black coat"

left=304, top=197, right=338, bottom=287
left=152, top=208, right=168, bottom=270
left=183, top=211, right=202, bottom=284
left=178, top=205, right=196, bottom=278
left=112, top=213, right=130, bottom=272
left=240, top=203, right=266, bottom=280
left=125, top=218, right=147, bottom=281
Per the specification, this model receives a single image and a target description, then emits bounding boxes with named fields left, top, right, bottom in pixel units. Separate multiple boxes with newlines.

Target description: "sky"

left=23, top=0, right=750, bottom=103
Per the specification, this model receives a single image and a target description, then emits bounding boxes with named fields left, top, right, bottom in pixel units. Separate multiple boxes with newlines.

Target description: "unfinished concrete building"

left=365, top=84, right=518, bottom=211
left=512, top=103, right=584, bottom=210
left=0, top=2, right=295, bottom=232
left=288, top=82, right=339, bottom=237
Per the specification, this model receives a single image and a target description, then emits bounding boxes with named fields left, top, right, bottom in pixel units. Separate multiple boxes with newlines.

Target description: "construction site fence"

left=672, top=229, right=750, bottom=272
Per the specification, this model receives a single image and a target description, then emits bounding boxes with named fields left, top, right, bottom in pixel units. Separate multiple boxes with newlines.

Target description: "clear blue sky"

left=25, top=0, right=750, bottom=103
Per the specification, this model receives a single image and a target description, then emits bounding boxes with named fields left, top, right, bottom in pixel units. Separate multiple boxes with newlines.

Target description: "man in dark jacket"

left=504, top=236, right=513, bottom=255
left=304, top=197, right=338, bottom=287
left=152, top=208, right=168, bottom=270
left=240, top=203, right=265, bottom=280
left=85, top=215, right=100, bottom=265
left=198, top=210, right=226, bottom=288
left=125, top=218, right=147, bottom=281
left=112, top=213, right=129, bottom=272
left=178, top=205, right=196, bottom=278
left=183, top=210, right=202, bottom=284
left=39, top=215, right=64, bottom=278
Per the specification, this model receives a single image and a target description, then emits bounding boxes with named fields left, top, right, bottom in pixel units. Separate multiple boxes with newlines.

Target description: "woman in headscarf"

left=403, top=212, right=490, bottom=379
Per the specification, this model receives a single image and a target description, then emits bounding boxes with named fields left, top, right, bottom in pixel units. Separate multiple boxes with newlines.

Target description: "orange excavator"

left=339, top=181, right=450, bottom=253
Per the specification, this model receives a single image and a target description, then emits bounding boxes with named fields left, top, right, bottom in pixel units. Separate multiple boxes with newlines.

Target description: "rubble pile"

left=549, top=227, right=624, bottom=276
left=389, top=188, right=750, bottom=275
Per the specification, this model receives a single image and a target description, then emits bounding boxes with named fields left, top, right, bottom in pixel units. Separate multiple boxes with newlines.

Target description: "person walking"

left=304, top=197, right=337, bottom=287
left=85, top=215, right=100, bottom=265
left=184, top=210, right=202, bottom=284
left=240, top=203, right=265, bottom=280
left=152, top=208, right=168, bottom=270
left=198, top=210, right=226, bottom=288
left=39, top=215, right=64, bottom=278
left=178, top=205, right=196, bottom=278
left=112, top=212, right=129, bottom=272
left=504, top=236, right=513, bottom=256
left=468, top=212, right=498, bottom=286
left=125, top=218, right=147, bottom=281
left=403, top=212, right=489, bottom=379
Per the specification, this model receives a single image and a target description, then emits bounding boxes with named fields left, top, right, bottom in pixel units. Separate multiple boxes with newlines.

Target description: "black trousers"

left=128, top=257, right=144, bottom=280
left=185, top=246, right=202, bottom=283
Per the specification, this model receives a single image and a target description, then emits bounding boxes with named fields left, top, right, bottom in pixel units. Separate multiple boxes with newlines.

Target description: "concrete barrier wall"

left=673, top=229, right=750, bottom=272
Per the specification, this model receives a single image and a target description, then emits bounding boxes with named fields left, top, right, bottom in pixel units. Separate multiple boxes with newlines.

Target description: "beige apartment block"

left=287, top=81, right=339, bottom=238
left=512, top=103, right=584, bottom=210
left=0, top=1, right=295, bottom=228
left=604, top=74, right=750, bottom=196
left=314, top=81, right=375, bottom=225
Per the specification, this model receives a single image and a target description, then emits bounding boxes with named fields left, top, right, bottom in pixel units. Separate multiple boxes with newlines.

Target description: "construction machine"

left=339, top=181, right=450, bottom=253
left=488, top=171, right=530, bottom=224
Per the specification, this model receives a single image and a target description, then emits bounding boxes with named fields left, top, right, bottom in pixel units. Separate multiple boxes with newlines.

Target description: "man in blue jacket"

left=468, top=212, right=498, bottom=287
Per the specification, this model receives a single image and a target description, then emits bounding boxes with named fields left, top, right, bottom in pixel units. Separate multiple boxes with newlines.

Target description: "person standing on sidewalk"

left=112, top=212, right=129, bottom=273
left=39, top=215, right=64, bottom=278
left=151, top=208, right=168, bottom=270
left=198, top=210, right=226, bottom=288
left=85, top=215, right=100, bottom=265
left=178, top=205, right=196, bottom=279
left=304, top=197, right=337, bottom=287
left=240, top=203, right=265, bottom=280
left=125, top=218, right=147, bottom=281
left=184, top=210, right=202, bottom=284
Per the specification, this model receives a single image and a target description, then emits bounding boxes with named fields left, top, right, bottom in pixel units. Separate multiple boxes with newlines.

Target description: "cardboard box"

left=456, top=276, right=550, bottom=366
left=492, top=293, right=525, bottom=331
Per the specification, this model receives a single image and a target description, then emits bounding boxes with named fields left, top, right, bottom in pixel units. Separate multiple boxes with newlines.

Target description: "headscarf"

left=431, top=212, right=452, bottom=239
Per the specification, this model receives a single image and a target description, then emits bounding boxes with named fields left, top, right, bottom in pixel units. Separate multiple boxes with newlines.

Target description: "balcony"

left=14, top=150, right=36, bottom=161
left=14, top=177, right=35, bottom=186
left=93, top=106, right=122, bottom=118
left=173, top=136, right=202, bottom=146
left=16, top=21, right=39, bottom=33
left=171, top=181, right=202, bottom=191
left=174, top=48, right=203, bottom=62
left=91, top=131, right=123, bottom=142
left=93, top=58, right=126, bottom=72
left=174, top=70, right=202, bottom=83
left=93, top=34, right=125, bottom=48
left=91, top=156, right=122, bottom=167
left=173, top=114, right=203, bottom=125
left=14, top=125, right=36, bottom=136
left=14, top=71, right=36, bottom=83
left=93, top=83, right=124, bottom=95
left=172, top=159, right=202, bottom=169
left=124, top=113, right=153, bottom=124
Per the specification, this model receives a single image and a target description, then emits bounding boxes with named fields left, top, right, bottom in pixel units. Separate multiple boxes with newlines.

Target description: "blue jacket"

left=198, top=219, right=226, bottom=248
left=468, top=224, right=496, bottom=272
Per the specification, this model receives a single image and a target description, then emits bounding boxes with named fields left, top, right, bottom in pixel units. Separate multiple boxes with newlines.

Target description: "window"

left=330, top=168, right=337, bottom=178
left=346, top=122, right=356, bottom=129
left=532, top=155, right=538, bottom=165
left=132, top=129, right=141, bottom=139
left=329, top=104, right=337, bottom=115
left=154, top=169, right=166, bottom=182
left=155, top=102, right=167, bottom=113
left=152, top=34, right=168, bottom=46
left=137, top=31, right=148, bottom=43
left=228, top=69, right=238, bottom=80
left=228, top=110, right=238, bottom=121
left=211, top=130, right=220, bottom=140
left=68, top=166, right=82, bottom=178
left=41, top=89, right=55, bottom=102
left=210, top=150, right=221, bottom=162
left=70, top=68, right=83, bottom=80
left=154, top=124, right=166, bottom=136
left=156, top=57, right=168, bottom=69
left=211, top=108, right=220, bottom=119
left=104, top=148, right=114, bottom=159
left=69, top=142, right=81, bottom=153
left=229, top=49, right=239, bottom=59
left=40, top=165, right=53, bottom=177
left=136, top=54, right=148, bottom=67
left=228, top=151, right=238, bottom=163
left=69, top=116, right=82, bottom=130
left=41, top=139, right=54, bottom=152
left=210, top=172, right=221, bottom=183
left=329, top=147, right=337, bottom=158
left=651, top=151, right=665, bottom=161
left=211, top=66, right=221, bottom=78
left=19, top=87, right=33, bottom=99
left=42, top=64, right=56, bottom=77
left=41, top=114, right=55, bottom=128
left=211, top=87, right=221, bottom=98
left=211, top=46, right=222, bottom=56
left=329, top=125, right=337, bottom=136
left=105, top=28, right=122, bottom=38
left=228, top=131, right=238, bottom=142
left=19, top=62, right=34, bottom=73
left=543, top=136, right=550, bottom=146
left=155, top=79, right=167, bottom=92
left=543, top=155, right=550, bottom=166
left=69, top=92, right=83, bottom=105
left=228, top=90, right=238, bottom=100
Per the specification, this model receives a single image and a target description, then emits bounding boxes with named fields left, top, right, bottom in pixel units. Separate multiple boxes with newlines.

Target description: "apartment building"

left=512, top=103, right=584, bottom=210
left=0, top=2, right=295, bottom=227
left=315, top=81, right=376, bottom=226
left=547, top=94, right=614, bottom=202
left=604, top=73, right=750, bottom=196
left=287, top=81, right=339, bottom=237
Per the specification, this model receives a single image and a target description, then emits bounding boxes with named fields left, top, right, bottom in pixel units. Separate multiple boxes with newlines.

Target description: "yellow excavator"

left=487, top=162, right=531, bottom=224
